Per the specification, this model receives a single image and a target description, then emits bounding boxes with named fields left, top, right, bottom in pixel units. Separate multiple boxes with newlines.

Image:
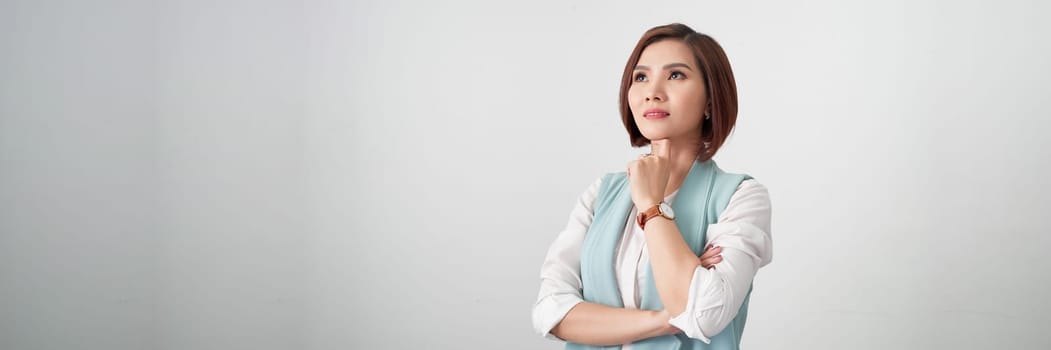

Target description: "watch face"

left=659, top=202, right=675, bottom=219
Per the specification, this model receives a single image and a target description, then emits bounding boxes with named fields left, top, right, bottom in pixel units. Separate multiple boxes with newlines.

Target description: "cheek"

left=672, top=92, right=706, bottom=126
left=627, top=87, right=640, bottom=106
left=627, top=87, right=643, bottom=117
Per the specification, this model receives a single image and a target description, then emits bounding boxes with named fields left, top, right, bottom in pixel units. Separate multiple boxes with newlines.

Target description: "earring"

left=704, top=113, right=711, bottom=120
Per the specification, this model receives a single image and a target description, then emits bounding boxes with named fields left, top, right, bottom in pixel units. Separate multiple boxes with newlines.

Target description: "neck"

left=660, top=138, right=702, bottom=197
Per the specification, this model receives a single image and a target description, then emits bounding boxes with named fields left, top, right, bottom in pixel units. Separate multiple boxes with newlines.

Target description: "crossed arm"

left=532, top=177, right=771, bottom=345
left=548, top=243, right=725, bottom=345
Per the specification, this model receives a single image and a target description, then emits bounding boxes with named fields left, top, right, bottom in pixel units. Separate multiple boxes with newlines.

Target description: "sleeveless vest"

left=567, top=160, right=752, bottom=350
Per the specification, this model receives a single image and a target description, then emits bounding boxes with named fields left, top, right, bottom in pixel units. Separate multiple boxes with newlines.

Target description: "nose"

left=644, top=81, right=666, bottom=102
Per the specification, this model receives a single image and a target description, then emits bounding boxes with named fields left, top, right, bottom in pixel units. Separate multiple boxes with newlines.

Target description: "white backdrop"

left=2, top=0, right=1050, bottom=349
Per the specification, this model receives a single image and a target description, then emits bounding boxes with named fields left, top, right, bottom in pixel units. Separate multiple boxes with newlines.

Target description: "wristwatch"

left=637, top=201, right=675, bottom=229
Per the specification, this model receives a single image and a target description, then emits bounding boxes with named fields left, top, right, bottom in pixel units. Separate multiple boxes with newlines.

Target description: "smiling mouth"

left=644, top=112, right=669, bottom=119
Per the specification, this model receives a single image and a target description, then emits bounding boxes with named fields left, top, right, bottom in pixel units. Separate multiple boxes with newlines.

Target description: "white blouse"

left=531, top=176, right=773, bottom=346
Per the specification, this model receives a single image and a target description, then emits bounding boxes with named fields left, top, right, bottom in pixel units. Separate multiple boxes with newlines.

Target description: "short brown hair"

left=619, top=23, right=738, bottom=161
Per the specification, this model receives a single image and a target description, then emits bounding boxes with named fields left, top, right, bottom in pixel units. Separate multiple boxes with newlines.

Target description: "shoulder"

left=577, top=174, right=608, bottom=207
left=577, top=170, right=630, bottom=210
left=713, top=162, right=768, bottom=202
left=737, top=179, right=768, bottom=195
left=600, top=171, right=627, bottom=185
left=729, top=179, right=771, bottom=207
left=587, top=171, right=628, bottom=196
left=720, top=178, right=772, bottom=231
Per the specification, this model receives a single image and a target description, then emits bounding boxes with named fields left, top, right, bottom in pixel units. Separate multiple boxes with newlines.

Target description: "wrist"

left=638, top=200, right=660, bottom=210
left=648, top=310, right=679, bottom=336
left=636, top=201, right=675, bottom=230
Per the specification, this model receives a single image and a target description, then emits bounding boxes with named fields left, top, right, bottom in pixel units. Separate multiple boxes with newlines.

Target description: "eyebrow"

left=634, top=63, right=694, bottom=71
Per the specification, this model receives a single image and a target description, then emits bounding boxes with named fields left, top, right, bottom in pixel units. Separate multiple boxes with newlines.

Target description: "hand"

left=652, top=310, right=684, bottom=336
left=627, top=139, right=672, bottom=210
left=699, top=243, right=723, bottom=269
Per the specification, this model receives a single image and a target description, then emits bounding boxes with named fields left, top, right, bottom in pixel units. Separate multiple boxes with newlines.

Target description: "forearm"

left=642, top=217, right=702, bottom=316
left=551, top=301, right=678, bottom=346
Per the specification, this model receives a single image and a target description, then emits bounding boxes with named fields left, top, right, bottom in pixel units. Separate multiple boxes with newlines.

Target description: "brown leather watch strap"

left=636, top=204, right=662, bottom=230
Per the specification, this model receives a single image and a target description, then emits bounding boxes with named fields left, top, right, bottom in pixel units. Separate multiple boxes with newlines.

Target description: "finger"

left=699, top=252, right=721, bottom=266
left=699, top=243, right=714, bottom=257
left=651, top=139, right=671, bottom=158
left=699, top=246, right=723, bottom=260
left=700, top=255, right=722, bottom=268
left=701, top=255, right=723, bottom=269
left=699, top=246, right=714, bottom=259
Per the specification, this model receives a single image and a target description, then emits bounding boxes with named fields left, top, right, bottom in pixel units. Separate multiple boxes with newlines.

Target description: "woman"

left=531, top=23, right=773, bottom=350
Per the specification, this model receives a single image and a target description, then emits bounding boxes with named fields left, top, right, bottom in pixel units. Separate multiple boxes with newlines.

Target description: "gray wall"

left=1, top=0, right=1049, bottom=349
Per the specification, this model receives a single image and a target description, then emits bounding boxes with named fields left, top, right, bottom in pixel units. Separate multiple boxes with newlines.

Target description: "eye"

left=670, top=71, right=686, bottom=80
left=634, top=73, right=647, bottom=82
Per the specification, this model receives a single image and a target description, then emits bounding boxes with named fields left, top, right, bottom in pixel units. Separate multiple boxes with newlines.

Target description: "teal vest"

left=568, top=160, right=752, bottom=350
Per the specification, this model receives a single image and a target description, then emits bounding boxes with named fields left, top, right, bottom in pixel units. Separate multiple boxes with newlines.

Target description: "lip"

left=643, top=108, right=670, bottom=120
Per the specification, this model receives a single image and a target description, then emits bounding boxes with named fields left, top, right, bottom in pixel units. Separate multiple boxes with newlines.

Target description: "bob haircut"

left=619, top=23, right=738, bottom=161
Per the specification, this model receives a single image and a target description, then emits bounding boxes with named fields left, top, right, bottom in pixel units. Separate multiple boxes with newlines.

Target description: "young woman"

left=532, top=23, right=774, bottom=350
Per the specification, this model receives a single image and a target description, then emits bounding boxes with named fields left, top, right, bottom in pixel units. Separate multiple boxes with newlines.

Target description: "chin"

left=637, top=129, right=671, bottom=141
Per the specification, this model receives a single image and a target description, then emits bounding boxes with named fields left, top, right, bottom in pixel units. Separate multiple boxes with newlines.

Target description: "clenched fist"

left=627, top=139, right=672, bottom=210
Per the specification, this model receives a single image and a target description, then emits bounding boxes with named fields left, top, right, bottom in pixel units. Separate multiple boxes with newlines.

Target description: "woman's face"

left=628, top=39, right=708, bottom=144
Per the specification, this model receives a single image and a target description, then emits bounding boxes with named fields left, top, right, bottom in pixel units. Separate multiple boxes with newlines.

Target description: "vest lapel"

left=672, top=160, right=717, bottom=254
left=579, top=173, right=634, bottom=308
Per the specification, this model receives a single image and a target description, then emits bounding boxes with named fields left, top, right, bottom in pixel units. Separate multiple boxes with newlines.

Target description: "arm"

left=639, top=211, right=703, bottom=317
left=552, top=303, right=679, bottom=346
left=626, top=141, right=773, bottom=342
left=626, top=140, right=708, bottom=317
left=532, top=177, right=681, bottom=345
left=667, top=180, right=774, bottom=342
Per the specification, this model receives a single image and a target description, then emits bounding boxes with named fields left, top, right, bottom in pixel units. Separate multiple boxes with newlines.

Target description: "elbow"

left=548, top=322, right=566, bottom=340
left=671, top=269, right=749, bottom=342
left=660, top=284, right=691, bottom=317
left=693, top=291, right=746, bottom=340
left=531, top=296, right=576, bottom=341
left=696, top=312, right=736, bottom=340
left=676, top=305, right=740, bottom=343
left=530, top=303, right=549, bottom=338
left=664, top=258, right=702, bottom=316
left=664, top=299, right=689, bottom=319
left=536, top=312, right=569, bottom=342
left=669, top=304, right=739, bottom=343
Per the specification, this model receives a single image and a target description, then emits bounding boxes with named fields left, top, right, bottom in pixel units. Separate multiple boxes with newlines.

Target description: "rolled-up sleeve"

left=532, top=177, right=602, bottom=340
left=668, top=179, right=773, bottom=343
